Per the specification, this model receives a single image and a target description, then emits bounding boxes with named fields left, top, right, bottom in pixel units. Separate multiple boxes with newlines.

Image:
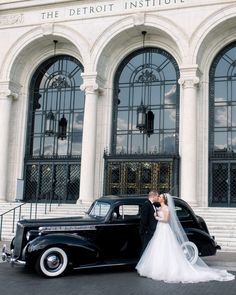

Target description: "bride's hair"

left=162, top=193, right=168, bottom=205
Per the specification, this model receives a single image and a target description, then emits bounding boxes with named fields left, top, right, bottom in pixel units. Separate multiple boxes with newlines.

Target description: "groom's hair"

left=148, top=190, right=159, bottom=197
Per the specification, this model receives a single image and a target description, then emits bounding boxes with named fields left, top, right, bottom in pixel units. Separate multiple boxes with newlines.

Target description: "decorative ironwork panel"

left=24, top=162, right=80, bottom=203
left=67, top=164, right=80, bottom=202
left=39, top=164, right=53, bottom=201
left=108, top=163, right=121, bottom=195
left=24, top=164, right=39, bottom=202
left=210, top=162, right=236, bottom=206
left=105, top=158, right=176, bottom=196
left=230, top=163, right=236, bottom=205
left=54, top=165, right=67, bottom=202
left=141, top=163, right=152, bottom=184
left=211, top=163, right=228, bottom=205
left=159, top=162, right=172, bottom=191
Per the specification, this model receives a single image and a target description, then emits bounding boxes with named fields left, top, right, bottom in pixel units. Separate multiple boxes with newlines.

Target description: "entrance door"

left=104, top=158, right=179, bottom=196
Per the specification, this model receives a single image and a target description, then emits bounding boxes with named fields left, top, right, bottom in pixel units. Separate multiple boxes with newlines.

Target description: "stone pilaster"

left=0, top=85, right=19, bottom=201
left=78, top=73, right=100, bottom=204
left=178, top=67, right=200, bottom=206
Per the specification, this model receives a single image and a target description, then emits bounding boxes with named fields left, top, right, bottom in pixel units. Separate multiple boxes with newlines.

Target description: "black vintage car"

left=2, top=195, right=220, bottom=278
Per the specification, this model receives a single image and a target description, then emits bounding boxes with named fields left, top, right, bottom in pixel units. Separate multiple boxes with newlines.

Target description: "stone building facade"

left=1, top=0, right=236, bottom=207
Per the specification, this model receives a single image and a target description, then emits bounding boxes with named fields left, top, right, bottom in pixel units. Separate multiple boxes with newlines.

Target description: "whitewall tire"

left=36, top=247, right=68, bottom=277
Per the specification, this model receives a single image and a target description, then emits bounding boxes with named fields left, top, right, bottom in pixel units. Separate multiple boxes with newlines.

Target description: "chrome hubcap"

left=46, top=254, right=61, bottom=270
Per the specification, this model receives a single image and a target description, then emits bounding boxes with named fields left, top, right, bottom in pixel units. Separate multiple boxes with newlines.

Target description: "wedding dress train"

left=136, top=206, right=235, bottom=283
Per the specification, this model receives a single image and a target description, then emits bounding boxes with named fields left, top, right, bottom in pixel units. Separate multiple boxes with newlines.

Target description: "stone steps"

left=193, top=207, right=236, bottom=252
left=0, top=202, right=90, bottom=241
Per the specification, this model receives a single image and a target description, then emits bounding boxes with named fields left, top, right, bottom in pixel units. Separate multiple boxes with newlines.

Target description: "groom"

left=139, top=190, right=159, bottom=254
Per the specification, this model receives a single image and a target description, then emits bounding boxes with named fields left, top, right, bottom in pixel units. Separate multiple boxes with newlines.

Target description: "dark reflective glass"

left=113, top=48, right=179, bottom=155
left=27, top=55, right=84, bottom=157
left=24, top=55, right=84, bottom=202
left=210, top=43, right=236, bottom=152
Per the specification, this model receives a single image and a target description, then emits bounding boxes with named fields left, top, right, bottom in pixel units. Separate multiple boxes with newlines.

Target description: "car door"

left=95, top=204, right=141, bottom=262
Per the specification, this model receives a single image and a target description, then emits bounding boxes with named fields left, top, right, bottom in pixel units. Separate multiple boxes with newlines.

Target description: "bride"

left=136, top=193, right=235, bottom=283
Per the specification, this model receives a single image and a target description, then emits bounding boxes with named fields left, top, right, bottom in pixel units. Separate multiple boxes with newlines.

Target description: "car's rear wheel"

left=36, top=247, right=68, bottom=277
left=181, top=241, right=198, bottom=264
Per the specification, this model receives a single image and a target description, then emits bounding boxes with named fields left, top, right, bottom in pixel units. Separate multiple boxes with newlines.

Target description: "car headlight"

left=26, top=230, right=39, bottom=241
left=26, top=231, right=31, bottom=241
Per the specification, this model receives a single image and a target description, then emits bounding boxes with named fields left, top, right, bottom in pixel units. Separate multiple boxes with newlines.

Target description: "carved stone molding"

left=41, top=23, right=54, bottom=36
left=80, top=72, right=103, bottom=94
left=178, top=65, right=201, bottom=89
left=80, top=83, right=99, bottom=93
left=178, top=76, right=200, bottom=89
left=0, top=81, right=21, bottom=100
left=0, top=14, right=24, bottom=26
left=133, top=12, right=145, bottom=26
left=0, top=91, right=18, bottom=100
left=9, top=92, right=19, bottom=100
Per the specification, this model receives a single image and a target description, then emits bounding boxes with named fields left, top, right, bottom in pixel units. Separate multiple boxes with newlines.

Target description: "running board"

left=73, top=260, right=136, bottom=270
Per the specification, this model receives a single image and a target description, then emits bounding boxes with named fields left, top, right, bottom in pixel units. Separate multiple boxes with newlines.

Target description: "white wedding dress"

left=136, top=206, right=235, bottom=283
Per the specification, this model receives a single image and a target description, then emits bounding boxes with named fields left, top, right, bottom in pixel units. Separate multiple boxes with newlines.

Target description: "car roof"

left=97, top=195, right=147, bottom=204
left=96, top=195, right=186, bottom=206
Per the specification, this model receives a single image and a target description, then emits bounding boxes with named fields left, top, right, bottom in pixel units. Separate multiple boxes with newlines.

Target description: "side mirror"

left=112, top=212, right=118, bottom=219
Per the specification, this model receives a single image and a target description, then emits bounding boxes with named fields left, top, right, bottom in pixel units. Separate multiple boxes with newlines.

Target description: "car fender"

left=25, top=233, right=98, bottom=258
left=185, top=227, right=214, bottom=241
left=195, top=215, right=210, bottom=234
left=184, top=227, right=217, bottom=255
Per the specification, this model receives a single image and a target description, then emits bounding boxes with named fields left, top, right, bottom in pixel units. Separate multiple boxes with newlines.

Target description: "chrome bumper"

left=2, top=244, right=26, bottom=266
left=212, top=236, right=221, bottom=250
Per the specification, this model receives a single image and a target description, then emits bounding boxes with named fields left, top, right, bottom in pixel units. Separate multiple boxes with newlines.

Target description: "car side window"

left=175, top=205, right=190, bottom=219
left=112, top=205, right=140, bottom=221
left=89, top=201, right=110, bottom=217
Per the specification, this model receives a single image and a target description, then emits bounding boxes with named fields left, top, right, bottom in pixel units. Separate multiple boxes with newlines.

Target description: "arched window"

left=104, top=48, right=180, bottom=196
left=209, top=42, right=236, bottom=153
left=24, top=55, right=84, bottom=202
left=26, top=55, right=84, bottom=157
left=112, top=47, right=179, bottom=155
left=209, top=42, right=236, bottom=206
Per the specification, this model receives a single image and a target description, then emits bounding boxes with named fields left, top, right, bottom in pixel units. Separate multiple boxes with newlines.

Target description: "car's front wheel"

left=36, top=247, right=68, bottom=277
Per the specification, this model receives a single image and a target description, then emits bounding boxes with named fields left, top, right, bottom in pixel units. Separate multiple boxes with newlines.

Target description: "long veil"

left=166, top=193, right=208, bottom=267
left=136, top=193, right=234, bottom=282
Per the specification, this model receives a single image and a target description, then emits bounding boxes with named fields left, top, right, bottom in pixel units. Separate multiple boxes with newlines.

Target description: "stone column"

left=0, top=89, right=16, bottom=201
left=178, top=68, right=199, bottom=206
left=78, top=73, right=99, bottom=204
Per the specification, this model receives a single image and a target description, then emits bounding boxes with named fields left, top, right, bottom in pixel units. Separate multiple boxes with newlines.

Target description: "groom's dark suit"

left=139, top=200, right=158, bottom=254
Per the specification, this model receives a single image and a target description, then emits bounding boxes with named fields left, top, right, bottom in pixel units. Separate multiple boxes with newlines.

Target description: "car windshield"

left=88, top=201, right=111, bottom=218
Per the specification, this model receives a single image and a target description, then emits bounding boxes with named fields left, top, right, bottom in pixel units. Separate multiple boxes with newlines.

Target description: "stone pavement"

left=202, top=251, right=236, bottom=271
left=0, top=239, right=236, bottom=271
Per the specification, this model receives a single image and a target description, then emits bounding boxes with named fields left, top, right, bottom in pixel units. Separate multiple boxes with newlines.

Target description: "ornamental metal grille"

left=209, top=42, right=236, bottom=206
left=104, top=157, right=178, bottom=196
left=210, top=162, right=236, bottom=206
left=24, top=55, right=84, bottom=202
left=24, top=162, right=81, bottom=203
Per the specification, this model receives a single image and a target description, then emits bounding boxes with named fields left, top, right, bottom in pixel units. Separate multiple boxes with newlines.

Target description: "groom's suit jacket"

left=139, top=200, right=158, bottom=252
